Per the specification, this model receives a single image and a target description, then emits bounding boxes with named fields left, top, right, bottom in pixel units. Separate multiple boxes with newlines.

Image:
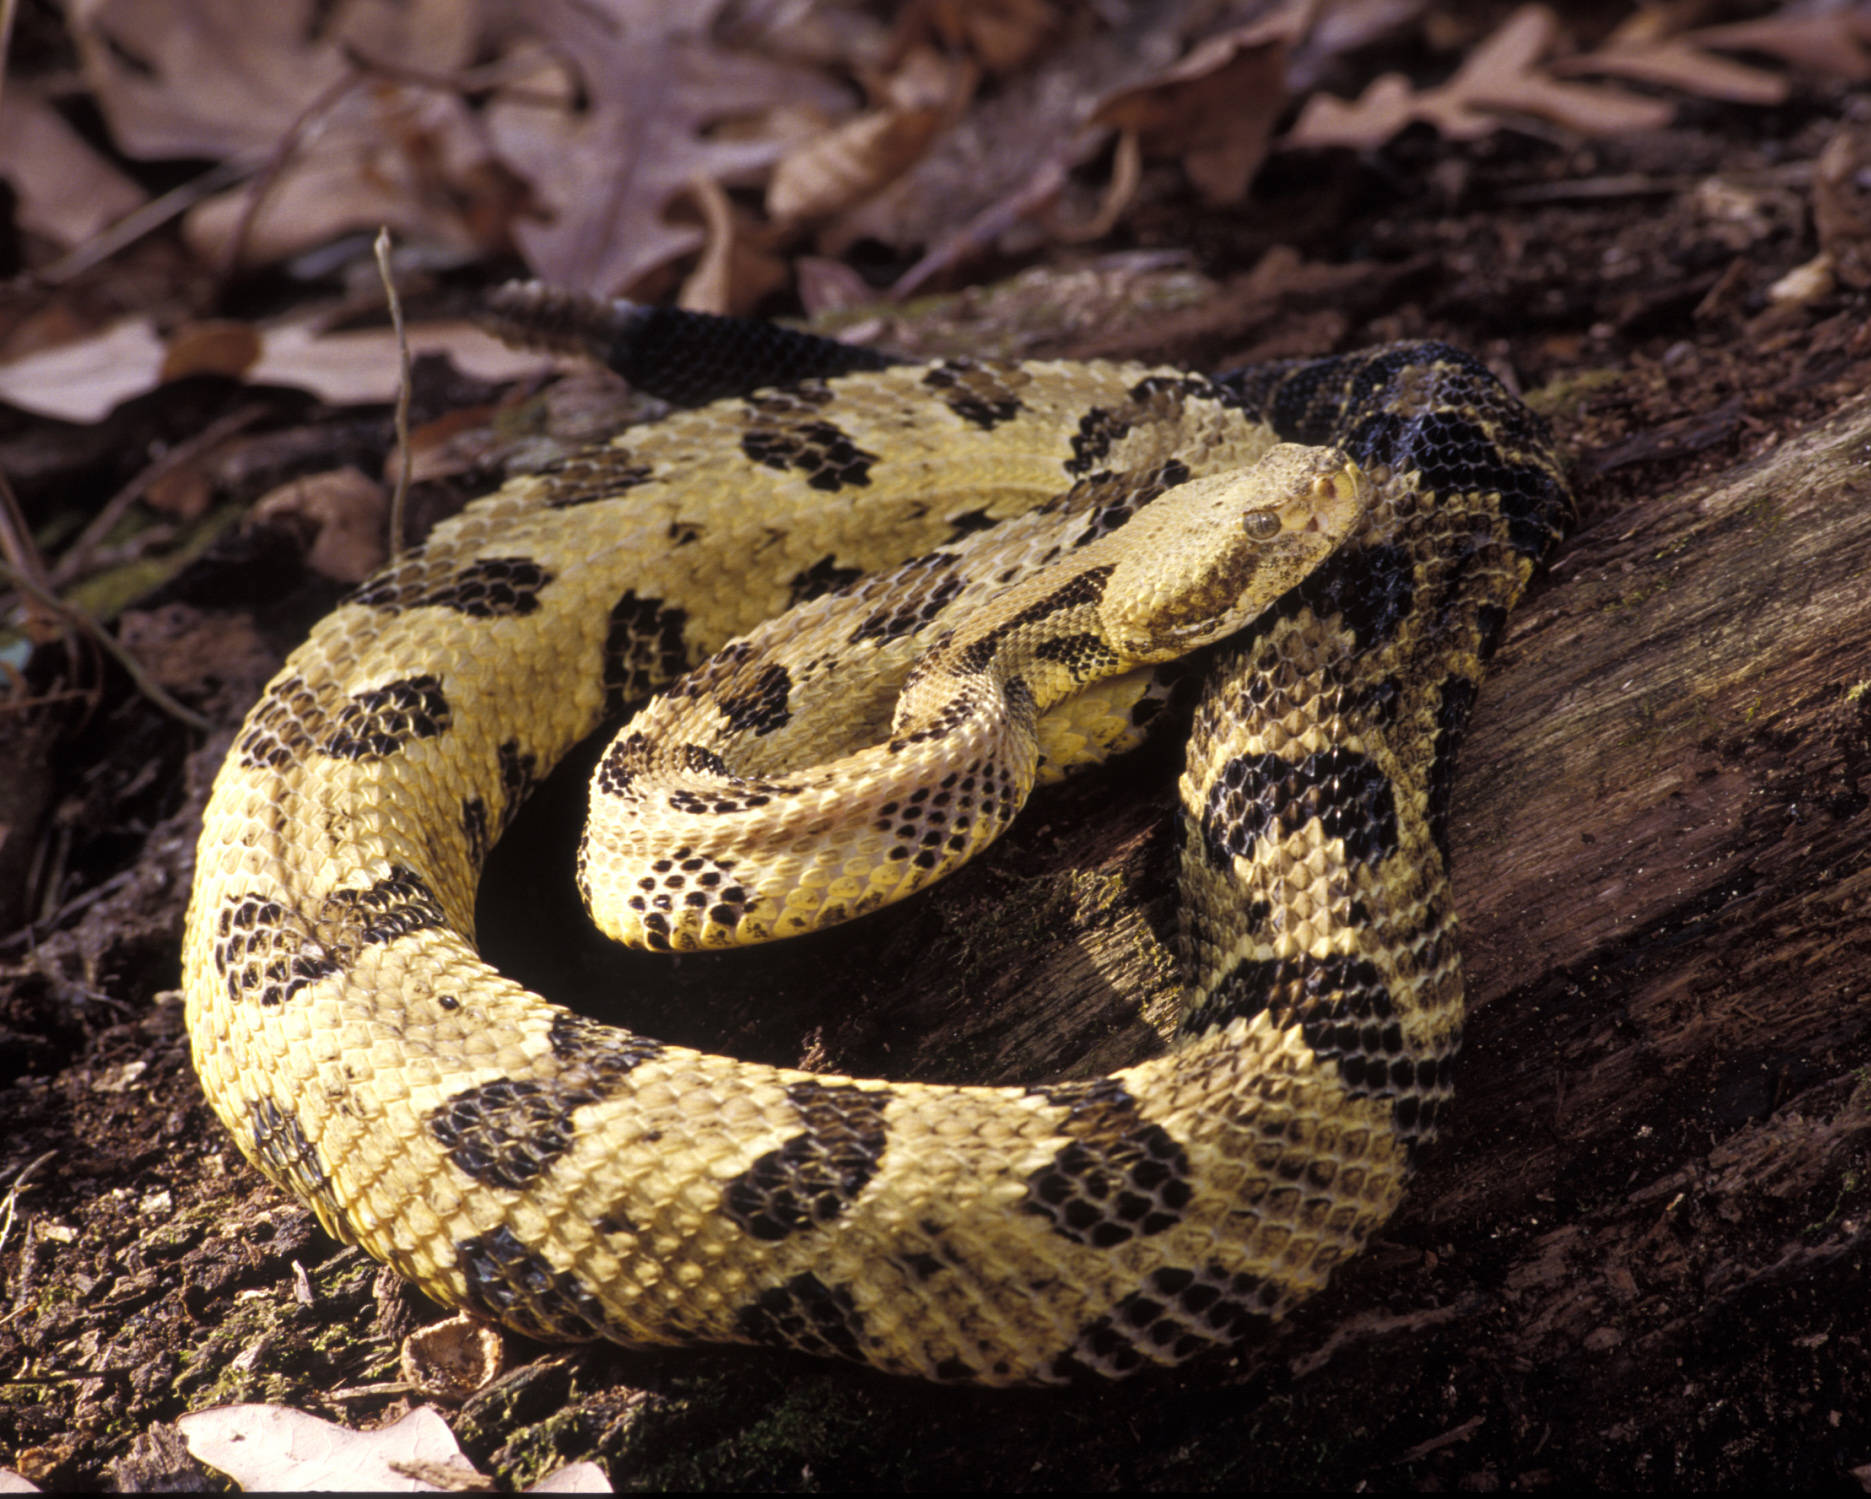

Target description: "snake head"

left=1100, top=443, right=1369, bottom=659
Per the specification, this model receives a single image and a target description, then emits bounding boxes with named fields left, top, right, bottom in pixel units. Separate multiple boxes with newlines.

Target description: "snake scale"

left=182, top=298, right=1571, bottom=1385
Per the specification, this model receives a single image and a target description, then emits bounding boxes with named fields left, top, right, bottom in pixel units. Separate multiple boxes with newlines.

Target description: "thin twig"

left=0, top=459, right=60, bottom=638
left=0, top=559, right=213, bottom=732
left=374, top=227, right=414, bottom=561
left=38, top=159, right=255, bottom=286
left=51, top=404, right=267, bottom=588
left=0, top=1151, right=57, bottom=1262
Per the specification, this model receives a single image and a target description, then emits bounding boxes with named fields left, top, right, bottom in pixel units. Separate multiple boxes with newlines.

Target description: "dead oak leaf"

left=0, top=89, right=145, bottom=248
left=1092, top=14, right=1299, bottom=205
left=1686, top=11, right=1871, bottom=82
left=66, top=0, right=505, bottom=269
left=64, top=0, right=477, bottom=161
left=1289, top=3, right=1674, bottom=148
left=485, top=0, right=852, bottom=295
left=1547, top=6, right=1790, bottom=107
left=768, top=47, right=970, bottom=226
left=177, top=1403, right=613, bottom=1492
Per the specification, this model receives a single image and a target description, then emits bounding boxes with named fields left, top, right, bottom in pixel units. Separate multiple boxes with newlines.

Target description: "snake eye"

left=1241, top=509, right=1282, bottom=540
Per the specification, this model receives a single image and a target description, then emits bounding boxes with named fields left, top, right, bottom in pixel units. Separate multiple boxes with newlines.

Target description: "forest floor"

left=4, top=1, right=1871, bottom=1490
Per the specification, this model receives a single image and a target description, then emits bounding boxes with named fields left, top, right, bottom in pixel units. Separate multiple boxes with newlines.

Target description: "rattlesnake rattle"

left=182, top=287, right=1572, bottom=1384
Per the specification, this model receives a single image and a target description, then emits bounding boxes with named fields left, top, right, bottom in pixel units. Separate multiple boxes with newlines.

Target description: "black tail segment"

left=481, top=281, right=902, bottom=408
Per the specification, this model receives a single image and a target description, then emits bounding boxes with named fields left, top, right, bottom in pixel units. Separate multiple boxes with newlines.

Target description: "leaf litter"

left=5, top=0, right=1871, bottom=1491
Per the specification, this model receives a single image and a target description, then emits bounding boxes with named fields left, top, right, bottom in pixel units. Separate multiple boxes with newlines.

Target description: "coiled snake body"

left=183, top=310, right=1570, bottom=1384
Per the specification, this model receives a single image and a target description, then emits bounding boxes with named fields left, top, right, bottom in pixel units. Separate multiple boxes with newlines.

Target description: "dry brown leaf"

left=769, top=44, right=966, bottom=224
left=1092, top=14, right=1299, bottom=205
left=400, top=1313, right=505, bottom=1403
left=179, top=1404, right=479, bottom=1492
left=117, top=605, right=277, bottom=710
left=486, top=0, right=852, bottom=296
left=0, top=90, right=145, bottom=248
left=794, top=255, right=878, bottom=315
left=915, top=0, right=1059, bottom=74
left=66, top=0, right=479, bottom=159
left=0, top=319, right=166, bottom=422
left=177, top=1403, right=610, bottom=1493
left=1549, top=9, right=1790, bottom=107
left=161, top=322, right=265, bottom=383
left=244, top=319, right=574, bottom=405
left=677, top=175, right=737, bottom=314
left=1689, top=11, right=1871, bottom=81
left=768, top=106, right=949, bottom=222
left=65, top=0, right=506, bottom=270
left=251, top=467, right=389, bottom=584
left=1289, top=4, right=1675, bottom=148
left=1814, top=124, right=1871, bottom=288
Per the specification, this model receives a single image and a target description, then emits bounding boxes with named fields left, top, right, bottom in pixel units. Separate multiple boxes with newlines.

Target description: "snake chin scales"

left=183, top=318, right=1571, bottom=1386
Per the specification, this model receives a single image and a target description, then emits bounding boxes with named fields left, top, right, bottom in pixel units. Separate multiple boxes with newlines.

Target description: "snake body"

left=182, top=315, right=1570, bottom=1384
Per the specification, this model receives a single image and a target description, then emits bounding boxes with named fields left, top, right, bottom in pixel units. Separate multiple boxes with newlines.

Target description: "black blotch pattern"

left=1064, top=460, right=1192, bottom=549
left=921, top=359, right=1025, bottom=428
left=952, top=564, right=1115, bottom=674
left=736, top=1272, right=867, bottom=1364
left=848, top=552, right=966, bottom=646
left=318, top=865, right=447, bottom=948
left=548, top=1013, right=665, bottom=1089
left=944, top=507, right=998, bottom=538
left=718, top=662, right=793, bottom=736
left=535, top=446, right=654, bottom=508
left=607, top=835, right=752, bottom=949
left=1200, top=747, right=1398, bottom=871
left=603, top=590, right=690, bottom=716
left=1474, top=603, right=1508, bottom=661
left=592, top=302, right=898, bottom=406
left=353, top=555, right=553, bottom=617
left=788, top=554, right=865, bottom=606
left=1031, top=632, right=1121, bottom=682
left=214, top=866, right=447, bottom=1007
left=236, top=674, right=326, bottom=769
left=457, top=1224, right=609, bottom=1340
left=321, top=675, right=450, bottom=761
left=496, top=739, right=540, bottom=834
left=1283, top=542, right=1416, bottom=653
left=741, top=389, right=878, bottom=491
left=723, top=1081, right=892, bottom=1240
left=1425, top=675, right=1480, bottom=863
left=250, top=1097, right=348, bottom=1234
left=594, top=730, right=649, bottom=799
left=430, top=1077, right=587, bottom=1190
left=1195, top=953, right=1448, bottom=1137
left=1022, top=1077, right=1192, bottom=1249
left=1064, top=406, right=1132, bottom=477
left=432, top=1019, right=662, bottom=1189
left=1044, top=1264, right=1279, bottom=1381
left=213, top=894, right=339, bottom=1007
left=1350, top=675, right=1402, bottom=728
left=462, top=796, right=491, bottom=867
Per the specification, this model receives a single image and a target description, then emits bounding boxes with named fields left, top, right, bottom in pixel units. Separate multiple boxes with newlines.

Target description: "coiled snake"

left=182, top=303, right=1571, bottom=1384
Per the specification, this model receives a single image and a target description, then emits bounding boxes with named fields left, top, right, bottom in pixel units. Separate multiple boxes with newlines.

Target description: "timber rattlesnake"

left=182, top=300, right=1570, bottom=1384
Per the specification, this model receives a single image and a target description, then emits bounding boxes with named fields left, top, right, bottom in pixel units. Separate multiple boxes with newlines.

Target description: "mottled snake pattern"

left=183, top=306, right=1571, bottom=1384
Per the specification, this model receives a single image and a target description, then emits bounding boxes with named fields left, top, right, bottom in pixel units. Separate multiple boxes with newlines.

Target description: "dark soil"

left=5, top=74, right=1871, bottom=1495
